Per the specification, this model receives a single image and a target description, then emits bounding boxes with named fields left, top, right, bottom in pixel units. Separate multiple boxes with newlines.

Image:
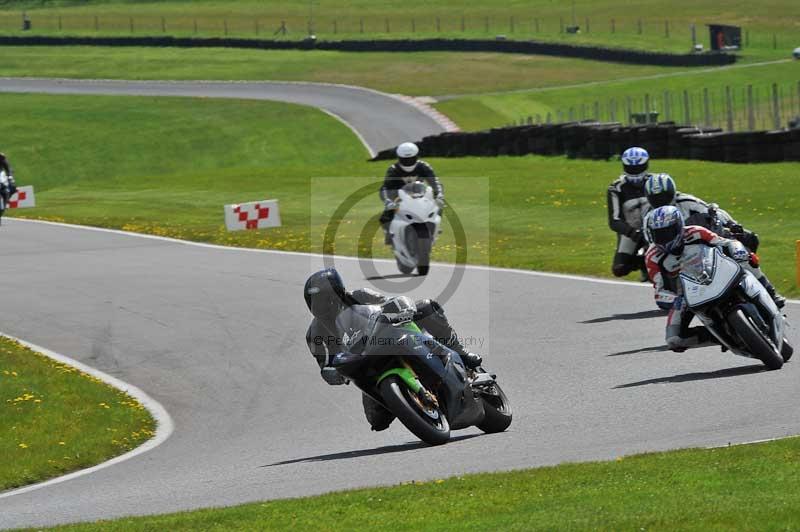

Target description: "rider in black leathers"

left=0, top=152, right=17, bottom=205
left=379, top=142, right=443, bottom=245
left=304, top=268, right=481, bottom=431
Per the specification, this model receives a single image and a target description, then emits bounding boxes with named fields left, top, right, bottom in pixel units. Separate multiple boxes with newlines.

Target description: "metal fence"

left=512, top=81, right=800, bottom=132
left=0, top=12, right=790, bottom=49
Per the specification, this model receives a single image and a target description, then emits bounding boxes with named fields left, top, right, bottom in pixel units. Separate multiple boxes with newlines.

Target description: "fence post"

left=129, top=17, right=133, bottom=33
left=594, top=101, right=600, bottom=120
left=57, top=15, right=62, bottom=31
left=772, top=83, right=781, bottom=129
left=585, top=17, right=590, bottom=33
left=703, top=88, right=711, bottom=126
left=772, top=33, right=777, bottom=49
left=385, top=18, right=390, bottom=33
left=691, top=23, right=696, bottom=48
left=681, top=90, right=689, bottom=124
left=360, top=18, right=364, bottom=33
left=161, top=16, right=166, bottom=33
left=644, top=93, right=652, bottom=123
left=664, top=20, right=669, bottom=38
left=610, top=98, right=617, bottom=122
left=746, top=85, right=755, bottom=131
left=546, top=112, right=552, bottom=124
left=194, top=18, right=198, bottom=34
left=436, top=17, right=440, bottom=32
left=725, top=86, right=734, bottom=132
left=461, top=16, right=465, bottom=32
left=624, top=97, right=632, bottom=124
left=224, top=19, right=228, bottom=35
left=663, top=90, right=671, bottom=121
left=611, top=18, right=615, bottom=33
left=94, top=15, right=99, bottom=31
left=333, top=20, right=337, bottom=34
left=637, top=18, right=642, bottom=34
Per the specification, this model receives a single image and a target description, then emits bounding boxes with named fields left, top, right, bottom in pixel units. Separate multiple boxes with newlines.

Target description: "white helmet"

left=621, top=146, right=650, bottom=182
left=396, top=142, right=420, bottom=172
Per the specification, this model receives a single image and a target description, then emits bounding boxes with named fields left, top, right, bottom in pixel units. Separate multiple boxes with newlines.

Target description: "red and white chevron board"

left=8, top=186, right=35, bottom=209
left=224, top=199, right=281, bottom=231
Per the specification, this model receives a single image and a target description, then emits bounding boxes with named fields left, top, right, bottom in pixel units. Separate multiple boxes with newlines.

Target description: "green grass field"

left=43, top=436, right=800, bottom=531
left=0, top=46, right=687, bottom=96
left=0, top=336, right=155, bottom=491
left=0, top=0, right=797, bottom=61
left=4, top=92, right=798, bottom=297
left=436, top=60, right=800, bottom=130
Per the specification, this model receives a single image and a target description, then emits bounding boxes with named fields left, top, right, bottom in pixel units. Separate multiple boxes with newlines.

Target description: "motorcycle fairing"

left=680, top=247, right=742, bottom=309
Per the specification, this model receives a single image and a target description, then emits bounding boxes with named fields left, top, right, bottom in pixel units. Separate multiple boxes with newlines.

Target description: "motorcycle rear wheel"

left=727, top=309, right=783, bottom=370
left=476, top=381, right=513, bottom=434
left=379, top=376, right=450, bottom=445
left=395, top=257, right=415, bottom=275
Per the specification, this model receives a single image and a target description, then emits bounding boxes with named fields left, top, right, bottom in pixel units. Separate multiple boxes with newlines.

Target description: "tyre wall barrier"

left=0, top=36, right=737, bottom=67
left=371, top=122, right=800, bottom=163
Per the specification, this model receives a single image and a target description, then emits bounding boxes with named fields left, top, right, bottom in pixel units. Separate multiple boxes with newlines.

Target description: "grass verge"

left=0, top=335, right=155, bottom=491
left=43, top=436, right=800, bottom=530
left=4, top=92, right=798, bottom=297
left=0, top=45, right=685, bottom=96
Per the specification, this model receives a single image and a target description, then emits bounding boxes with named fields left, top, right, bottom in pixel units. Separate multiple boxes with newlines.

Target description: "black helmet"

left=304, top=268, right=347, bottom=320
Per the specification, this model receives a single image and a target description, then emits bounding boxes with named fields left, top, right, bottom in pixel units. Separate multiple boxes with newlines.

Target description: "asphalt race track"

left=0, top=78, right=447, bottom=155
left=0, top=79, right=798, bottom=528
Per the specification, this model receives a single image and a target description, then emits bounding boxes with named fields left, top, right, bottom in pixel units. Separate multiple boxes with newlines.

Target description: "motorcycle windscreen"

left=680, top=247, right=741, bottom=309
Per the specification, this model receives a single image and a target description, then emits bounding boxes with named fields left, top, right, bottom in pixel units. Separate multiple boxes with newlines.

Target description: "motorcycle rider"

left=380, top=142, right=443, bottom=245
left=303, top=268, right=482, bottom=431
left=643, top=173, right=784, bottom=308
left=607, top=147, right=652, bottom=280
left=0, top=152, right=17, bottom=205
left=645, top=205, right=776, bottom=352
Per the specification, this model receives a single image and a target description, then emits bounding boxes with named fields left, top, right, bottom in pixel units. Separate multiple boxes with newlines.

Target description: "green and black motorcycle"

left=331, top=296, right=512, bottom=445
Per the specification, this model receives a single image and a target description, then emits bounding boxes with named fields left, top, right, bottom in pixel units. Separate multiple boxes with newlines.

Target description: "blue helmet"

left=645, top=205, right=685, bottom=254
left=644, top=173, right=676, bottom=208
left=621, top=146, right=650, bottom=181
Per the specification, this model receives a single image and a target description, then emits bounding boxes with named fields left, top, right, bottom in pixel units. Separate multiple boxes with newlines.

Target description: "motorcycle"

left=679, top=244, right=793, bottom=370
left=330, top=296, right=512, bottom=445
left=388, top=181, right=442, bottom=276
left=0, top=171, right=9, bottom=225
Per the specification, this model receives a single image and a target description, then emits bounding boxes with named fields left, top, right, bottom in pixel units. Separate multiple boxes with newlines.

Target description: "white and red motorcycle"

left=388, top=181, right=442, bottom=276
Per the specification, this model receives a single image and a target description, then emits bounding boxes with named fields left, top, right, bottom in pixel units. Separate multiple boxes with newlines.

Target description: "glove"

left=320, top=367, right=348, bottom=386
left=627, top=228, right=643, bottom=242
left=384, top=199, right=397, bottom=210
left=727, top=242, right=749, bottom=262
left=435, top=196, right=445, bottom=208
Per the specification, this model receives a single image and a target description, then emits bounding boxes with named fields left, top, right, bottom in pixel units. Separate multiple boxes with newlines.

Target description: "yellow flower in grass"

left=18, top=443, right=28, bottom=449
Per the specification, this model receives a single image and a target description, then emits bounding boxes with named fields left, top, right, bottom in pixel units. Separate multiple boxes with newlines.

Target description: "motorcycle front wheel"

left=379, top=376, right=450, bottom=445
left=475, top=381, right=513, bottom=434
left=727, top=309, right=783, bottom=370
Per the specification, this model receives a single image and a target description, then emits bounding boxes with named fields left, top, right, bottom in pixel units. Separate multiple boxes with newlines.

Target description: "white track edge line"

left=0, top=334, right=174, bottom=501
left=7, top=217, right=798, bottom=305
left=319, top=108, right=376, bottom=158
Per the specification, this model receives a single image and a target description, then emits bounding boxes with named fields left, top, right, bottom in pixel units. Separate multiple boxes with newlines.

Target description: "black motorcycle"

left=330, top=297, right=512, bottom=445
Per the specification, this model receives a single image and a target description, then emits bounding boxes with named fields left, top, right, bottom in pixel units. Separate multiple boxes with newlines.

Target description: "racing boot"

left=362, top=393, right=395, bottom=431
left=382, top=223, right=392, bottom=245
left=759, top=277, right=786, bottom=309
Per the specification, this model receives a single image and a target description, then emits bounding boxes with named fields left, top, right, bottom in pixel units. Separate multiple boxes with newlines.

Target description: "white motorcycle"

left=388, top=181, right=442, bottom=276
left=680, top=245, right=792, bottom=370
